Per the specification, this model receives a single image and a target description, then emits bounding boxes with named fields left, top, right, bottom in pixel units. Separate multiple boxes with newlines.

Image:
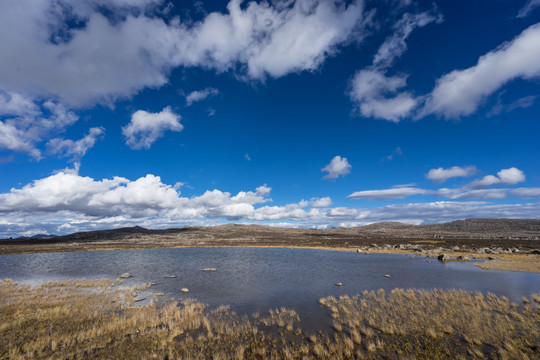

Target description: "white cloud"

left=0, top=0, right=369, bottom=158
left=351, top=17, right=540, bottom=122
left=122, top=107, right=183, bottom=149
left=373, top=10, right=441, bottom=68
left=517, top=0, right=540, bottom=18
left=0, top=0, right=368, bottom=107
left=0, top=171, right=272, bottom=220
left=348, top=187, right=431, bottom=200
left=349, top=9, right=440, bottom=122
left=0, top=91, right=40, bottom=117
left=0, top=92, right=79, bottom=159
left=469, top=167, right=526, bottom=188
left=349, top=167, right=531, bottom=201
left=47, top=127, right=105, bottom=161
left=445, top=188, right=509, bottom=200
left=349, top=69, right=417, bottom=122
left=185, top=88, right=219, bottom=106
left=421, top=23, right=540, bottom=119
left=510, top=187, right=540, bottom=198
left=497, top=167, right=526, bottom=185
left=0, top=2, right=180, bottom=107
left=322, top=155, right=351, bottom=179
left=426, top=166, right=477, bottom=183
left=469, top=175, right=501, bottom=189
left=357, top=201, right=540, bottom=225
left=310, top=197, right=332, bottom=207
left=1, top=169, right=540, bottom=237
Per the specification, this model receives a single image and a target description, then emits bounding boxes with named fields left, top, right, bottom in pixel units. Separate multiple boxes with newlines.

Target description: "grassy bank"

left=1, top=279, right=538, bottom=359
left=475, top=260, right=540, bottom=273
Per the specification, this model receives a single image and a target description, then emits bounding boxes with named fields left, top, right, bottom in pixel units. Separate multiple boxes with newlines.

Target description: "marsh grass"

left=1, top=279, right=539, bottom=359
left=320, top=289, right=540, bottom=359
left=475, top=260, right=540, bottom=273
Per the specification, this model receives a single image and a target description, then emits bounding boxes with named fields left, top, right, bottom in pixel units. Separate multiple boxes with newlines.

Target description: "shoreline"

left=1, top=278, right=538, bottom=359
left=1, top=242, right=539, bottom=273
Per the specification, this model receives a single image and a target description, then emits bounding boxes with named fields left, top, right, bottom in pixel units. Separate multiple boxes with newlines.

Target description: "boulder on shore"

left=437, top=254, right=450, bottom=262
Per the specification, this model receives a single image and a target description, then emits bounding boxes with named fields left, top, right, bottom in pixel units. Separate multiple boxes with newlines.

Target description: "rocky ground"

left=1, top=218, right=539, bottom=257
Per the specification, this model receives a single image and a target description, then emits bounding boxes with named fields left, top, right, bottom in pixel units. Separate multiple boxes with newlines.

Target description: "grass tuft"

left=1, top=279, right=538, bottom=359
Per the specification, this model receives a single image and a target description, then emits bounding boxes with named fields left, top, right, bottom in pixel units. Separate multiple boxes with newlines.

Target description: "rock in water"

left=120, top=272, right=132, bottom=278
left=457, top=255, right=471, bottom=261
left=203, top=268, right=217, bottom=272
left=384, top=274, right=392, bottom=278
left=335, top=282, right=343, bottom=286
left=438, top=254, right=450, bottom=262
left=181, top=288, right=189, bottom=293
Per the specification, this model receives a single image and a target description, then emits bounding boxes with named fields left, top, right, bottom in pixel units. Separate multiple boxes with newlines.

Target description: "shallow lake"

left=1, top=247, right=539, bottom=329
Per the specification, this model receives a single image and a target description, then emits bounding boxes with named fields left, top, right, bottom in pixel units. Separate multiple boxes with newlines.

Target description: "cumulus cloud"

left=469, top=167, right=526, bottom=188
left=497, top=167, right=526, bottom=184
left=185, top=88, right=219, bottom=106
left=0, top=92, right=78, bottom=159
left=1, top=169, right=540, bottom=237
left=517, top=0, right=540, bottom=18
left=47, top=127, right=105, bottom=161
left=122, top=107, right=183, bottom=149
left=421, top=23, right=540, bottom=119
left=310, top=197, right=332, bottom=207
left=426, top=166, right=477, bottom=183
left=349, top=69, right=417, bottom=122
left=0, top=171, right=271, bottom=220
left=0, top=0, right=368, bottom=107
left=322, top=155, right=351, bottom=179
left=0, top=0, right=369, bottom=157
left=469, top=175, right=501, bottom=189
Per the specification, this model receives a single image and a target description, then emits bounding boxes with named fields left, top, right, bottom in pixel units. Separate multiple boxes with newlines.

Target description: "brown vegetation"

left=475, top=260, right=540, bottom=273
left=1, top=279, right=539, bottom=359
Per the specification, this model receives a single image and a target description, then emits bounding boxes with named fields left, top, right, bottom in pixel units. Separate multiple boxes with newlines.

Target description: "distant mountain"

left=420, top=218, right=540, bottom=234
left=16, top=234, right=58, bottom=240
left=2, top=218, right=540, bottom=244
left=360, top=222, right=416, bottom=230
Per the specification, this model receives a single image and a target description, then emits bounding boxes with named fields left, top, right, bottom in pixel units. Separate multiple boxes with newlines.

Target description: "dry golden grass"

left=320, top=289, right=540, bottom=359
left=475, top=260, right=540, bottom=273
left=1, top=279, right=539, bottom=359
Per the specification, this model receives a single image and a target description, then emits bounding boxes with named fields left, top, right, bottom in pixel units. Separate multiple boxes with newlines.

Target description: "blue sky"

left=1, top=0, right=540, bottom=237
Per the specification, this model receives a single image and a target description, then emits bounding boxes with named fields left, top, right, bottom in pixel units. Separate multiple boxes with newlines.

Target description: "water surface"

left=1, top=247, right=538, bottom=329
